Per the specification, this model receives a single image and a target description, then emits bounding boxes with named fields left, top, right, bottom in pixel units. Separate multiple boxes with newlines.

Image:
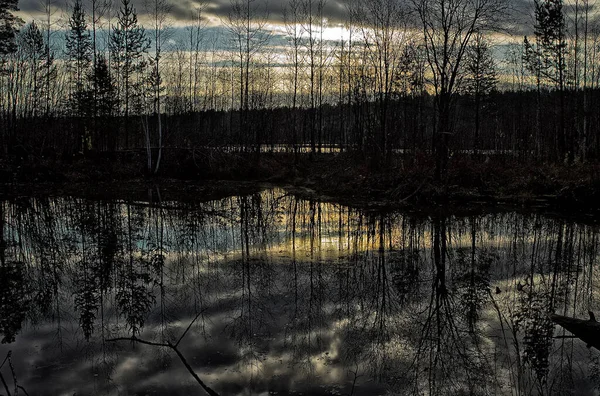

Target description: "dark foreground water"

left=0, top=188, right=599, bottom=395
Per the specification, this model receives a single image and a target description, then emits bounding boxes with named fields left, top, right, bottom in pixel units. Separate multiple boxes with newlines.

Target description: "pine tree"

left=89, top=54, right=117, bottom=150
left=0, top=0, right=22, bottom=55
left=20, top=21, right=55, bottom=118
left=533, top=0, right=567, bottom=82
left=463, top=33, right=497, bottom=151
left=109, top=0, right=150, bottom=149
left=65, top=0, right=93, bottom=117
left=91, top=54, right=116, bottom=118
left=532, top=0, right=568, bottom=159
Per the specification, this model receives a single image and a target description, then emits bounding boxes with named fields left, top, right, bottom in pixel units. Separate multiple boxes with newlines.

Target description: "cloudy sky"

left=14, top=0, right=534, bottom=36
left=15, top=0, right=352, bottom=27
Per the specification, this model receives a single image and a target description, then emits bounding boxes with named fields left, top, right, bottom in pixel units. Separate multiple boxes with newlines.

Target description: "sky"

left=15, top=0, right=352, bottom=28
left=10, top=0, right=542, bottom=77
left=13, top=0, right=534, bottom=37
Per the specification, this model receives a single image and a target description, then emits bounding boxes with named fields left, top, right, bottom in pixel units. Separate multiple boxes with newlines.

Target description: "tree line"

left=0, top=0, right=599, bottom=177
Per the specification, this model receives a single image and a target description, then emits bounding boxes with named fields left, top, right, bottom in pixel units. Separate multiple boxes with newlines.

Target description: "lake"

left=0, top=187, right=598, bottom=395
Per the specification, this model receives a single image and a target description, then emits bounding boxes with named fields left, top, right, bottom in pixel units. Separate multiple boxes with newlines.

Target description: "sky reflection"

left=0, top=189, right=599, bottom=395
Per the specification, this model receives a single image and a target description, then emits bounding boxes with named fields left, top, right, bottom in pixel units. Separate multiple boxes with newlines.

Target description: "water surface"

left=0, top=188, right=599, bottom=395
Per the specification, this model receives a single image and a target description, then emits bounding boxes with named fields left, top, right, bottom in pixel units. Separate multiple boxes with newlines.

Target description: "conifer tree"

left=0, top=0, right=21, bottom=55
left=89, top=54, right=117, bottom=150
left=110, top=0, right=150, bottom=149
left=65, top=0, right=93, bottom=117
left=528, top=0, right=568, bottom=159
left=463, top=33, right=497, bottom=151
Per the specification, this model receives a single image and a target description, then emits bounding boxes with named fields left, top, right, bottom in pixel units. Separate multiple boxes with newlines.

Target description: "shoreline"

left=1, top=151, right=599, bottom=219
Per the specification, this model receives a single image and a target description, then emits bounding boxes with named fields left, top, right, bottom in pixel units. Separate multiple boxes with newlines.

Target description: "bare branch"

left=107, top=336, right=220, bottom=396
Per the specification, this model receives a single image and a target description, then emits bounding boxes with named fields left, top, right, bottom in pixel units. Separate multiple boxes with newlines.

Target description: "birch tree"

left=224, top=0, right=271, bottom=152
left=145, top=0, right=171, bottom=173
left=351, top=0, right=410, bottom=162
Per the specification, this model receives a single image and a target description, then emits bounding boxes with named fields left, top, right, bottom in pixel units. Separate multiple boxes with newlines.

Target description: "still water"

left=0, top=188, right=599, bottom=395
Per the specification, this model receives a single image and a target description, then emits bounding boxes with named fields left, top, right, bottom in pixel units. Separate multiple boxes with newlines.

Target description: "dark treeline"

left=1, top=0, right=599, bottom=178
left=9, top=89, right=600, bottom=164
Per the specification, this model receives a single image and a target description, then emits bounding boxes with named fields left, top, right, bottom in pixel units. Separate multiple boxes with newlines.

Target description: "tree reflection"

left=0, top=191, right=599, bottom=395
left=0, top=202, right=28, bottom=345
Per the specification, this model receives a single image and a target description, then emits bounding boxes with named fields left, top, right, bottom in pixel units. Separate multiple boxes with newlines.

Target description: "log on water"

left=551, top=312, right=600, bottom=351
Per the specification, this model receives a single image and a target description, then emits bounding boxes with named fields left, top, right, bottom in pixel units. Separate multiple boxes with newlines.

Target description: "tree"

left=0, top=0, right=21, bottom=154
left=301, top=0, right=320, bottom=156
left=65, top=0, right=93, bottom=118
left=40, top=0, right=60, bottom=118
left=463, top=32, right=497, bottom=151
left=412, top=0, right=508, bottom=180
left=535, top=0, right=568, bottom=160
left=187, top=4, right=207, bottom=113
left=20, top=21, right=46, bottom=118
left=351, top=0, right=410, bottom=164
left=523, top=0, right=568, bottom=160
left=284, top=0, right=303, bottom=159
left=0, top=0, right=21, bottom=55
left=224, top=0, right=271, bottom=152
left=89, top=54, right=117, bottom=150
left=110, top=0, right=150, bottom=149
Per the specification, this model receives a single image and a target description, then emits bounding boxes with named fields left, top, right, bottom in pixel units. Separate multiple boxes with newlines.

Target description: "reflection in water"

left=0, top=189, right=600, bottom=395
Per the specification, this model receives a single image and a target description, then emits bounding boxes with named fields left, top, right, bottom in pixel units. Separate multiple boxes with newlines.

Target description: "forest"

left=0, top=0, right=599, bottom=202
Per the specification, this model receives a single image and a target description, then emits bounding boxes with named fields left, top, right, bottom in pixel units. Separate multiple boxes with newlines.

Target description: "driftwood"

left=551, top=311, right=600, bottom=350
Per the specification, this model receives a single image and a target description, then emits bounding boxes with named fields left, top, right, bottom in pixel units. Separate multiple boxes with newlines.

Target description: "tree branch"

left=0, top=371, right=11, bottom=396
left=107, top=336, right=220, bottom=396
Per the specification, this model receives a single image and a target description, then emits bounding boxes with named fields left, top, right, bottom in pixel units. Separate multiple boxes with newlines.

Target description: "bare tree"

left=412, top=0, right=508, bottom=180
left=351, top=0, right=411, bottom=163
left=187, top=3, right=207, bottom=113
left=144, top=0, right=172, bottom=173
left=224, top=0, right=271, bottom=152
left=284, top=0, right=304, bottom=158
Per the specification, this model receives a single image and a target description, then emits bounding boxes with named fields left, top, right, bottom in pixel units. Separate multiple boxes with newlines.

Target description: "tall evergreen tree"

left=463, top=33, right=497, bottom=151
left=0, top=0, right=21, bottom=55
left=21, top=21, right=54, bottom=118
left=65, top=0, right=93, bottom=117
left=89, top=54, right=117, bottom=150
left=527, top=0, right=568, bottom=159
left=109, top=0, right=150, bottom=149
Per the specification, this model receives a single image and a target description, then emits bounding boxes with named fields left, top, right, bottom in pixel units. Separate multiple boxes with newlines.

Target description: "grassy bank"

left=1, top=149, right=600, bottom=215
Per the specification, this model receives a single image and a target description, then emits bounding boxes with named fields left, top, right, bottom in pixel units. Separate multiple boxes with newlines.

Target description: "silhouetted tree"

left=463, top=32, right=497, bottom=151
left=109, top=0, right=150, bottom=149
left=534, top=0, right=569, bottom=160
left=89, top=54, right=117, bottom=150
left=412, top=0, right=508, bottom=180
left=65, top=0, right=92, bottom=117
left=0, top=0, right=21, bottom=56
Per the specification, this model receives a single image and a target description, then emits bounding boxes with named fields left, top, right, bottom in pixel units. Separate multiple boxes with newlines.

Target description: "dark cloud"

left=14, top=0, right=542, bottom=42
left=202, top=0, right=350, bottom=25
left=17, top=0, right=351, bottom=26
